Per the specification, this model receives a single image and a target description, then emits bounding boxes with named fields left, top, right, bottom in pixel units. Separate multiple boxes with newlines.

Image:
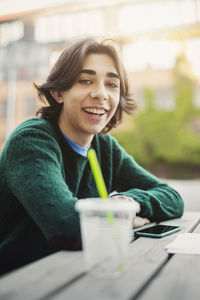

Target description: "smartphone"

left=134, top=224, right=181, bottom=238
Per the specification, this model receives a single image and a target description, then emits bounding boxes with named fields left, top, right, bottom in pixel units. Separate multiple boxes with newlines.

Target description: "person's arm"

left=110, top=194, right=150, bottom=228
left=5, top=126, right=81, bottom=249
left=110, top=137, right=184, bottom=222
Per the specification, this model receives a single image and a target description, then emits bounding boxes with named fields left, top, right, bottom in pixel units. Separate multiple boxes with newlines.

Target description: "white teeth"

left=84, top=108, right=105, bottom=114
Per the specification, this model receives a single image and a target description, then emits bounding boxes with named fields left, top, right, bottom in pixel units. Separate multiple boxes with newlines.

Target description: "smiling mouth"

left=83, top=108, right=107, bottom=116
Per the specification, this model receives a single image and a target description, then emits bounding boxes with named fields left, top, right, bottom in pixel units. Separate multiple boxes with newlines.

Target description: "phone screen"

left=134, top=224, right=181, bottom=238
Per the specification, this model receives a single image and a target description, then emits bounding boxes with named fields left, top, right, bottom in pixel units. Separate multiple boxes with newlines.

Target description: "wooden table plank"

left=0, top=212, right=199, bottom=300
left=46, top=212, right=200, bottom=300
left=0, top=251, right=85, bottom=300
left=137, top=215, right=200, bottom=300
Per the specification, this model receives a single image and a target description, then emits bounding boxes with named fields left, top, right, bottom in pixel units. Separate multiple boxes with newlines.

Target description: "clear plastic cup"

left=75, top=197, right=137, bottom=278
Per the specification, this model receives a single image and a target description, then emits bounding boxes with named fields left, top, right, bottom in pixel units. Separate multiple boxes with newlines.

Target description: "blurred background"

left=0, top=0, right=200, bottom=208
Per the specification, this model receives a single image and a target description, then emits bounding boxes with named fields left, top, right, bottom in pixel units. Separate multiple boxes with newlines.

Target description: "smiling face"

left=52, top=53, right=120, bottom=147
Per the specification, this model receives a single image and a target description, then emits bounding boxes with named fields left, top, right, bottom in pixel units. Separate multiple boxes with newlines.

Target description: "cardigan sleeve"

left=5, top=127, right=81, bottom=242
left=109, top=136, right=184, bottom=222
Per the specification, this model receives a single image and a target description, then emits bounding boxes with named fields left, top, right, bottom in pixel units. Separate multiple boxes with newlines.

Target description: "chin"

left=89, top=126, right=105, bottom=134
left=88, top=130, right=102, bottom=135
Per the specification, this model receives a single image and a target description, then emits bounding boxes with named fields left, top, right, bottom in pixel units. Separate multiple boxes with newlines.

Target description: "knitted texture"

left=0, top=117, right=184, bottom=274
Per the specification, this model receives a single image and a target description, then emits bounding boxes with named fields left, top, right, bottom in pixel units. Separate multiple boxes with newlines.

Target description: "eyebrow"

left=80, top=69, right=120, bottom=80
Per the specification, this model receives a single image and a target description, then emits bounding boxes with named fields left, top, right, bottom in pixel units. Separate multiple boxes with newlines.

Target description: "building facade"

left=0, top=0, right=200, bottom=150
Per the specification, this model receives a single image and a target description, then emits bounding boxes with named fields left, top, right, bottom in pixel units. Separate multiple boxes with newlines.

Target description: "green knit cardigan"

left=0, top=118, right=184, bottom=274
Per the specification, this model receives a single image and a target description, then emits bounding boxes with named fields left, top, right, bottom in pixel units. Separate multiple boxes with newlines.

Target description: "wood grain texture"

left=0, top=251, right=85, bottom=300
left=47, top=212, right=200, bottom=300
left=137, top=213, right=200, bottom=300
left=0, top=212, right=199, bottom=300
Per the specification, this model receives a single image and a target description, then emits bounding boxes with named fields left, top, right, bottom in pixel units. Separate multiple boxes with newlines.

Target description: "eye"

left=108, top=82, right=119, bottom=88
left=78, top=79, right=92, bottom=85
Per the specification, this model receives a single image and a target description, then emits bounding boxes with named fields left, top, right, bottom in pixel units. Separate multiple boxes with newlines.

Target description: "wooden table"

left=0, top=211, right=200, bottom=300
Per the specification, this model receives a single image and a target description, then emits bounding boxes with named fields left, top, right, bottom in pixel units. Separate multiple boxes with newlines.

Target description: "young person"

left=0, top=38, right=184, bottom=276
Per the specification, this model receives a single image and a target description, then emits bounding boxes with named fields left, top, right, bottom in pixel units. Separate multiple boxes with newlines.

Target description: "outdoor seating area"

left=0, top=211, right=199, bottom=300
left=0, top=1, right=200, bottom=299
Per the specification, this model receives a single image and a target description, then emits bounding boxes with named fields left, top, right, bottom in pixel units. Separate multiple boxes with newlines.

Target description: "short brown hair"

left=34, top=38, right=137, bottom=133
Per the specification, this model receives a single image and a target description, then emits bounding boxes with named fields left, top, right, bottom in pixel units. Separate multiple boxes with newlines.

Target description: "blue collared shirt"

left=62, top=132, right=90, bottom=157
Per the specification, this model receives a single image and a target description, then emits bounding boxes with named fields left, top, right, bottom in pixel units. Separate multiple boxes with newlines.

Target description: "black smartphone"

left=134, top=224, right=181, bottom=238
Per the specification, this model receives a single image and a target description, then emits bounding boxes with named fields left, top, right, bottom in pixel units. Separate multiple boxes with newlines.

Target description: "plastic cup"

left=75, top=197, right=137, bottom=278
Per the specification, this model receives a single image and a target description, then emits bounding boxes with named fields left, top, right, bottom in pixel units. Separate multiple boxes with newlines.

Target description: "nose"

left=90, top=84, right=108, bottom=101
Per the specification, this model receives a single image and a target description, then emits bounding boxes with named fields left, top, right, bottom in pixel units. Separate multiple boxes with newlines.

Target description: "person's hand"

left=133, top=216, right=150, bottom=229
left=110, top=195, right=150, bottom=228
left=110, top=195, right=140, bottom=213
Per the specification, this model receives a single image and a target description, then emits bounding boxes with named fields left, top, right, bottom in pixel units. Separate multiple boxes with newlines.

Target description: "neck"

left=58, top=121, right=93, bottom=148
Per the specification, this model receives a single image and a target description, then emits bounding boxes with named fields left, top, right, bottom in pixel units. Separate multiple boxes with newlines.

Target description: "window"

left=118, top=0, right=197, bottom=34
left=35, top=10, right=105, bottom=43
left=0, top=21, right=24, bottom=46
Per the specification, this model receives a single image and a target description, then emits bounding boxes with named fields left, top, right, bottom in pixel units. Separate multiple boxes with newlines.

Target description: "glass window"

left=35, top=10, right=105, bottom=43
left=118, top=0, right=196, bottom=34
left=0, top=21, right=24, bottom=46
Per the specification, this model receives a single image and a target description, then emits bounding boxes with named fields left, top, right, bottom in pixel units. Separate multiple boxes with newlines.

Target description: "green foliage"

left=112, top=79, right=200, bottom=179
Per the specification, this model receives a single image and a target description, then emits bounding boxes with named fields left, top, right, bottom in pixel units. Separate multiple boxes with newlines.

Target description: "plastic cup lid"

left=75, top=198, right=138, bottom=212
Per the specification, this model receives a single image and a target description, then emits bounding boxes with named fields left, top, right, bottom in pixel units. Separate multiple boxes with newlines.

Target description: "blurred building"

left=0, top=0, right=200, bottom=150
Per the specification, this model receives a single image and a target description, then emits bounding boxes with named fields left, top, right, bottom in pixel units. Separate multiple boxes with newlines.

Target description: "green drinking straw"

left=87, top=148, right=108, bottom=199
left=87, top=148, right=114, bottom=224
left=87, top=148, right=124, bottom=272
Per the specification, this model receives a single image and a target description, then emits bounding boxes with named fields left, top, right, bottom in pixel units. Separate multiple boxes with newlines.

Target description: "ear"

left=50, top=90, right=63, bottom=104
